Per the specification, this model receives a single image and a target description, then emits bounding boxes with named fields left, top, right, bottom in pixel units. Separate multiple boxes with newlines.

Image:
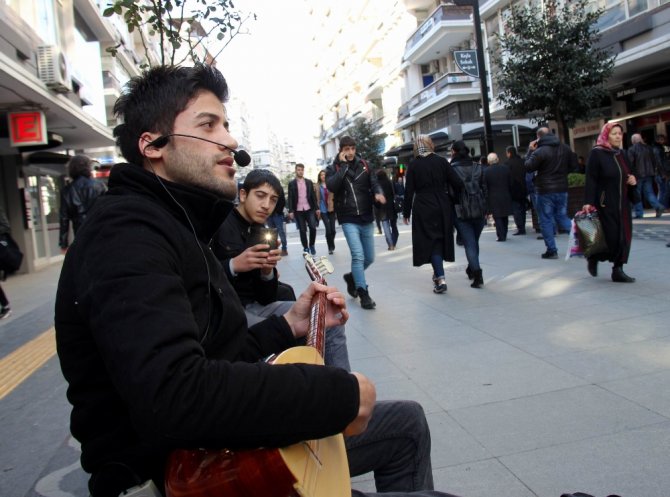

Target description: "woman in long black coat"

left=403, top=135, right=463, bottom=293
left=583, top=122, right=638, bottom=282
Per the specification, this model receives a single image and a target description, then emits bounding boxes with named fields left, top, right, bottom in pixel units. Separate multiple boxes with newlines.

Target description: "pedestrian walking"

left=326, top=136, right=386, bottom=309
left=403, top=135, right=462, bottom=293
left=484, top=152, right=513, bottom=242
left=316, top=169, right=337, bottom=254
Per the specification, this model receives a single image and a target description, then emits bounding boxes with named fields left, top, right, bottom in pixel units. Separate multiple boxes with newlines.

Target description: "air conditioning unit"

left=37, top=45, right=72, bottom=93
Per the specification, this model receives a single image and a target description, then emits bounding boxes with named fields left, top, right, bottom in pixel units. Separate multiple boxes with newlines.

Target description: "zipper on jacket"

left=346, top=179, right=361, bottom=216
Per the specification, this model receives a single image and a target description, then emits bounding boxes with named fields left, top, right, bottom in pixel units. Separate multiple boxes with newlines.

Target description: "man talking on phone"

left=326, top=136, right=385, bottom=310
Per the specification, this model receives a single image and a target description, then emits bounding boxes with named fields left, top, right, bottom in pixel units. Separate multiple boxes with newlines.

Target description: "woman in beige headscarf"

left=402, top=135, right=463, bottom=293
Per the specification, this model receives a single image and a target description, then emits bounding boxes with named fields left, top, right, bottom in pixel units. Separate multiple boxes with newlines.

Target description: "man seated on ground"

left=55, top=64, right=460, bottom=497
left=213, top=168, right=350, bottom=370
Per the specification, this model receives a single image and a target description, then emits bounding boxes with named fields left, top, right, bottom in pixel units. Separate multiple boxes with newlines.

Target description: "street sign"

left=454, top=50, right=479, bottom=78
left=8, top=111, right=48, bottom=147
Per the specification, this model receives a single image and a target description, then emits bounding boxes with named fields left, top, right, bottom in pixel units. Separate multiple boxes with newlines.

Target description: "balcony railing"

left=405, top=4, right=473, bottom=53
left=398, top=72, right=479, bottom=120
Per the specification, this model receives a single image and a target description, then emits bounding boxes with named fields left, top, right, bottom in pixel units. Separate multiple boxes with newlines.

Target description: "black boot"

left=611, top=266, right=635, bottom=283
left=343, top=273, right=358, bottom=298
left=357, top=287, right=376, bottom=309
left=471, top=269, right=484, bottom=288
left=465, top=266, right=474, bottom=280
left=587, top=257, right=598, bottom=277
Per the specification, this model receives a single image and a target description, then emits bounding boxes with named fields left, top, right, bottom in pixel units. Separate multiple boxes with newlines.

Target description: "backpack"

left=0, top=233, right=23, bottom=274
left=454, top=162, right=486, bottom=220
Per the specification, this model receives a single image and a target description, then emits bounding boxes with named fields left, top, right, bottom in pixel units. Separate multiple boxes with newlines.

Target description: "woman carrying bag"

left=582, top=122, right=638, bottom=282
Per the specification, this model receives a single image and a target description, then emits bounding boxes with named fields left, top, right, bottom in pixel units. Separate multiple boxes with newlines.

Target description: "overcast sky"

left=220, top=1, right=320, bottom=161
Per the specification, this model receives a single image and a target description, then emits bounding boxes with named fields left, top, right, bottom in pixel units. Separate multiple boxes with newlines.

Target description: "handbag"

left=574, top=210, right=608, bottom=257
left=0, top=233, right=24, bottom=274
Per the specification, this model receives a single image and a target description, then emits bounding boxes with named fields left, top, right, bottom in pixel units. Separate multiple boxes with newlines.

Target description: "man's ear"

left=139, top=132, right=164, bottom=159
left=238, top=188, right=247, bottom=204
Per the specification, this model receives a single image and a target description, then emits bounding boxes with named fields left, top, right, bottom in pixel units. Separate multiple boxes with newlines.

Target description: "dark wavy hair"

left=241, top=169, right=281, bottom=195
left=67, top=155, right=93, bottom=179
left=451, top=140, right=471, bottom=161
left=113, top=64, right=229, bottom=166
left=339, top=136, right=356, bottom=150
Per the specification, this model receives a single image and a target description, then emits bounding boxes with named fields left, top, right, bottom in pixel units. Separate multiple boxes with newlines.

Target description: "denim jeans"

left=266, top=213, right=287, bottom=251
left=321, top=211, right=337, bottom=251
left=430, top=253, right=444, bottom=279
left=656, top=175, right=667, bottom=208
left=634, top=175, right=663, bottom=216
left=347, top=400, right=458, bottom=495
left=454, top=217, right=485, bottom=271
left=341, top=222, right=375, bottom=290
left=511, top=200, right=527, bottom=233
left=537, top=192, right=572, bottom=252
left=381, top=219, right=399, bottom=248
left=295, top=209, right=318, bottom=250
left=245, top=301, right=350, bottom=371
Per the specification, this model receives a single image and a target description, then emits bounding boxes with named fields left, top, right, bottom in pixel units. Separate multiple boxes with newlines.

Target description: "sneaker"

left=280, top=250, right=289, bottom=256
left=357, top=287, right=376, bottom=309
left=303, top=247, right=310, bottom=254
left=656, top=207, right=663, bottom=218
left=433, top=278, right=447, bottom=294
left=309, top=246, right=316, bottom=255
left=541, top=250, right=558, bottom=259
left=0, top=306, right=11, bottom=320
left=343, top=273, right=358, bottom=298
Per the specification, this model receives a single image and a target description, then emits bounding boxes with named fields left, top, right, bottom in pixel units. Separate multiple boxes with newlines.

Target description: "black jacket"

left=627, top=142, right=659, bottom=178
left=505, top=155, right=527, bottom=202
left=524, top=134, right=576, bottom=194
left=59, top=175, right=107, bottom=249
left=484, top=164, right=513, bottom=217
left=213, top=208, right=278, bottom=306
left=287, top=177, right=317, bottom=213
left=326, top=156, right=383, bottom=224
left=55, top=164, right=358, bottom=491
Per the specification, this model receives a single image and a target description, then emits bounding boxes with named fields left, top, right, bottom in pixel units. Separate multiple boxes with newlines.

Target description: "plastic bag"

left=574, top=210, right=608, bottom=257
left=565, top=219, right=584, bottom=260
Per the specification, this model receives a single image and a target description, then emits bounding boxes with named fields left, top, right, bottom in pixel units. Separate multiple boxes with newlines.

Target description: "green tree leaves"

left=492, top=0, right=615, bottom=140
left=349, top=118, right=387, bottom=170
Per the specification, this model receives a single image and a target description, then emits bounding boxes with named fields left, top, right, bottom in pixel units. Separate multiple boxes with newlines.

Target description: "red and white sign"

left=8, top=111, right=47, bottom=147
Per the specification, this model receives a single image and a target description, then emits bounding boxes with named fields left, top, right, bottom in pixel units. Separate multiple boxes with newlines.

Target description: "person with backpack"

left=450, top=140, right=488, bottom=289
left=326, top=136, right=386, bottom=310
left=403, top=135, right=463, bottom=294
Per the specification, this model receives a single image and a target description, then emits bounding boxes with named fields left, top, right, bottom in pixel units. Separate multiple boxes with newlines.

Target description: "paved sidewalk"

left=0, top=212, right=668, bottom=497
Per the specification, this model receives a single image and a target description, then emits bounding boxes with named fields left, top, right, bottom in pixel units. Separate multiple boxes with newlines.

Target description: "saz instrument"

left=165, top=254, right=350, bottom=497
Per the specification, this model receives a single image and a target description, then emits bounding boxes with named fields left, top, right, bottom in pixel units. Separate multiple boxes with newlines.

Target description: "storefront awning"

left=463, top=123, right=535, bottom=138
left=384, top=131, right=450, bottom=157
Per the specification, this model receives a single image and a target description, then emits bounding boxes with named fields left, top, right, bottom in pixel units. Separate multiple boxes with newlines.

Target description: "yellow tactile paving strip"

left=0, top=328, right=56, bottom=400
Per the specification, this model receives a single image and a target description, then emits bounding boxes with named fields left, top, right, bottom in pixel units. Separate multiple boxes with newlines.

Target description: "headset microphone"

left=148, top=134, right=251, bottom=167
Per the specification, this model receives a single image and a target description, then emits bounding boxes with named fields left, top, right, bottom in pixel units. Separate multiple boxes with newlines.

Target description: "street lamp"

left=454, top=0, right=494, bottom=155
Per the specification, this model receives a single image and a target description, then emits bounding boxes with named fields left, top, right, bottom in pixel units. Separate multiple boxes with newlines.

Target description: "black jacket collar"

left=107, top=163, right=234, bottom=242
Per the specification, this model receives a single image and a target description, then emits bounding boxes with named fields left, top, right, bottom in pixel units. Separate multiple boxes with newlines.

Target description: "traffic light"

left=398, top=163, right=406, bottom=177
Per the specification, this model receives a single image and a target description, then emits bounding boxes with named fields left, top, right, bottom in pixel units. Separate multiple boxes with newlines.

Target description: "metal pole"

left=471, top=2, right=494, bottom=154
left=456, top=0, right=494, bottom=154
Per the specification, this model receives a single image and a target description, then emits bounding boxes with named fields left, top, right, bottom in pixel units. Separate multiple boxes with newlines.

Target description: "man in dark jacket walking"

left=525, top=127, right=576, bottom=259
left=504, top=146, right=528, bottom=235
left=628, top=133, right=664, bottom=218
left=287, top=163, right=318, bottom=255
left=326, top=136, right=386, bottom=310
left=59, top=154, right=107, bottom=250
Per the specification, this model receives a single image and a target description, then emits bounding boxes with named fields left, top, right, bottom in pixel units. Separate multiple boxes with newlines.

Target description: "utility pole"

left=454, top=0, right=494, bottom=154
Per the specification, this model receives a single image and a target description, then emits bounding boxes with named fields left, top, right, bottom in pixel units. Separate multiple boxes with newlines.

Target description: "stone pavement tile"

left=433, top=458, right=537, bottom=497
left=354, top=317, right=492, bottom=356
left=352, top=355, right=408, bottom=385
left=545, top=334, right=670, bottom=383
left=500, top=311, right=670, bottom=358
left=499, top=422, right=670, bottom=497
left=426, top=410, right=491, bottom=467
left=388, top=340, right=587, bottom=410
left=601, top=370, right=670, bottom=419
left=448, top=384, right=666, bottom=457
left=344, top=326, right=383, bottom=361
left=373, top=378, right=443, bottom=414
